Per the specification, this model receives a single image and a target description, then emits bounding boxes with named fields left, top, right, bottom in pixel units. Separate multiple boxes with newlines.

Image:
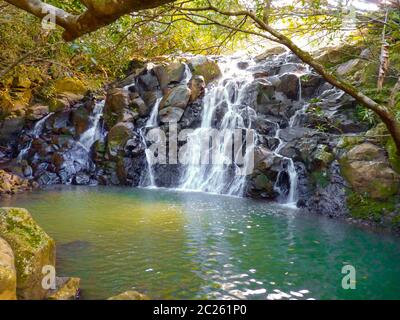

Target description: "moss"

left=337, top=136, right=365, bottom=150
left=311, top=170, right=330, bottom=188
left=346, top=191, right=397, bottom=221
left=386, top=137, right=400, bottom=174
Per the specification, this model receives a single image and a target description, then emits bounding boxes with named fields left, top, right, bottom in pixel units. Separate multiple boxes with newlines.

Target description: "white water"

left=17, top=112, right=54, bottom=161
left=179, top=56, right=257, bottom=196
left=79, top=100, right=105, bottom=151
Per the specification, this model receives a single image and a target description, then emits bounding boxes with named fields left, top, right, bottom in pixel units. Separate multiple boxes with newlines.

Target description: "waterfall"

left=79, top=100, right=105, bottom=151
left=139, top=62, right=193, bottom=188
left=179, top=56, right=257, bottom=196
left=17, top=112, right=54, bottom=161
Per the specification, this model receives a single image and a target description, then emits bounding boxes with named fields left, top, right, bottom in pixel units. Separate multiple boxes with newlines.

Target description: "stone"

left=159, top=85, right=191, bottom=110
left=276, top=73, right=299, bottom=100
left=107, top=290, right=150, bottom=300
left=104, top=88, right=130, bottom=128
left=0, top=208, right=56, bottom=300
left=336, top=59, right=363, bottom=76
left=255, top=46, right=287, bottom=61
left=71, top=106, right=90, bottom=136
left=0, top=117, right=25, bottom=143
left=189, top=76, right=206, bottom=102
left=26, top=104, right=49, bottom=121
left=47, top=277, right=80, bottom=300
left=131, top=97, right=149, bottom=117
left=340, top=143, right=400, bottom=199
left=153, top=62, right=186, bottom=89
left=0, top=237, right=17, bottom=300
left=0, top=170, right=31, bottom=196
left=107, top=122, right=135, bottom=157
left=159, top=107, right=184, bottom=123
left=188, top=56, right=222, bottom=83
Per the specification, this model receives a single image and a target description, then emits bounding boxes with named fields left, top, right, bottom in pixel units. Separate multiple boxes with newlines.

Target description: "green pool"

left=1, top=186, right=399, bottom=300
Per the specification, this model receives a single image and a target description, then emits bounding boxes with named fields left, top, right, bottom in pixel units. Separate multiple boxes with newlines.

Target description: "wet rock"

left=131, top=97, right=149, bottom=117
left=0, top=208, right=56, bottom=300
left=237, top=61, right=249, bottom=69
left=107, top=122, right=135, bottom=158
left=47, top=277, right=80, bottom=300
left=188, top=56, right=222, bottom=83
left=0, top=237, right=17, bottom=300
left=276, top=73, right=299, bottom=100
left=189, top=76, right=206, bottom=102
left=303, top=161, right=349, bottom=218
left=159, top=85, right=191, bottom=110
left=340, top=143, right=400, bottom=199
left=71, top=106, right=90, bottom=136
left=73, top=173, right=90, bottom=185
left=108, top=290, right=150, bottom=300
left=36, top=171, right=60, bottom=186
left=159, top=107, right=184, bottom=123
left=300, top=74, right=324, bottom=98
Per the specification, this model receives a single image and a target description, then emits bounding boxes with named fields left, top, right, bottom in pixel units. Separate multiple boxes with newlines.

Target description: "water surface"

left=1, top=186, right=399, bottom=300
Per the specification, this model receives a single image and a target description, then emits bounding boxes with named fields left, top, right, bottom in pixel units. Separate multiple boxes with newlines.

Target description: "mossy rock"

left=0, top=208, right=55, bottom=300
left=346, top=191, right=397, bottom=222
left=107, top=122, right=134, bottom=158
left=0, top=237, right=17, bottom=300
left=188, top=56, right=222, bottom=84
left=386, top=138, right=400, bottom=174
left=340, top=143, right=400, bottom=200
left=53, top=78, right=87, bottom=95
left=47, top=277, right=80, bottom=300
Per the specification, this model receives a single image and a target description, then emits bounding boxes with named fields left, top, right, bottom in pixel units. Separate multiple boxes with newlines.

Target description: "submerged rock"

left=0, top=237, right=17, bottom=300
left=0, top=207, right=56, bottom=300
left=107, top=290, right=150, bottom=300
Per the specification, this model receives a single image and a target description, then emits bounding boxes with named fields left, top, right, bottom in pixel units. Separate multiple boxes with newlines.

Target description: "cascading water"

left=139, top=62, right=193, bottom=188
left=179, top=56, right=257, bottom=196
left=79, top=100, right=105, bottom=151
left=17, top=112, right=54, bottom=161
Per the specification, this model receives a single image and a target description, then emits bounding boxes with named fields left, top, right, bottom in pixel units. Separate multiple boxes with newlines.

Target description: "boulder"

left=189, top=76, right=206, bottom=102
left=104, top=88, right=130, bottom=128
left=188, top=56, right=221, bottom=83
left=131, top=97, right=149, bottom=117
left=159, top=107, right=184, bottom=123
left=47, top=277, right=80, bottom=300
left=0, top=208, right=56, bottom=300
left=0, top=117, right=25, bottom=143
left=71, top=106, right=90, bottom=136
left=107, top=122, right=135, bottom=157
left=153, top=62, right=186, bottom=89
left=0, top=237, right=17, bottom=300
left=159, top=85, right=191, bottom=110
left=107, top=290, right=150, bottom=300
left=255, top=46, right=287, bottom=61
left=340, top=143, right=400, bottom=199
left=336, top=59, right=364, bottom=76
left=276, top=73, right=299, bottom=100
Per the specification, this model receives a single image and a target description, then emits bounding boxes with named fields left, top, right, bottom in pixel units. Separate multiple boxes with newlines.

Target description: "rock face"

left=340, top=143, right=400, bottom=199
left=159, top=85, right=191, bottom=110
left=0, top=208, right=56, bottom=300
left=107, top=290, right=150, bottom=300
left=0, top=237, right=17, bottom=300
